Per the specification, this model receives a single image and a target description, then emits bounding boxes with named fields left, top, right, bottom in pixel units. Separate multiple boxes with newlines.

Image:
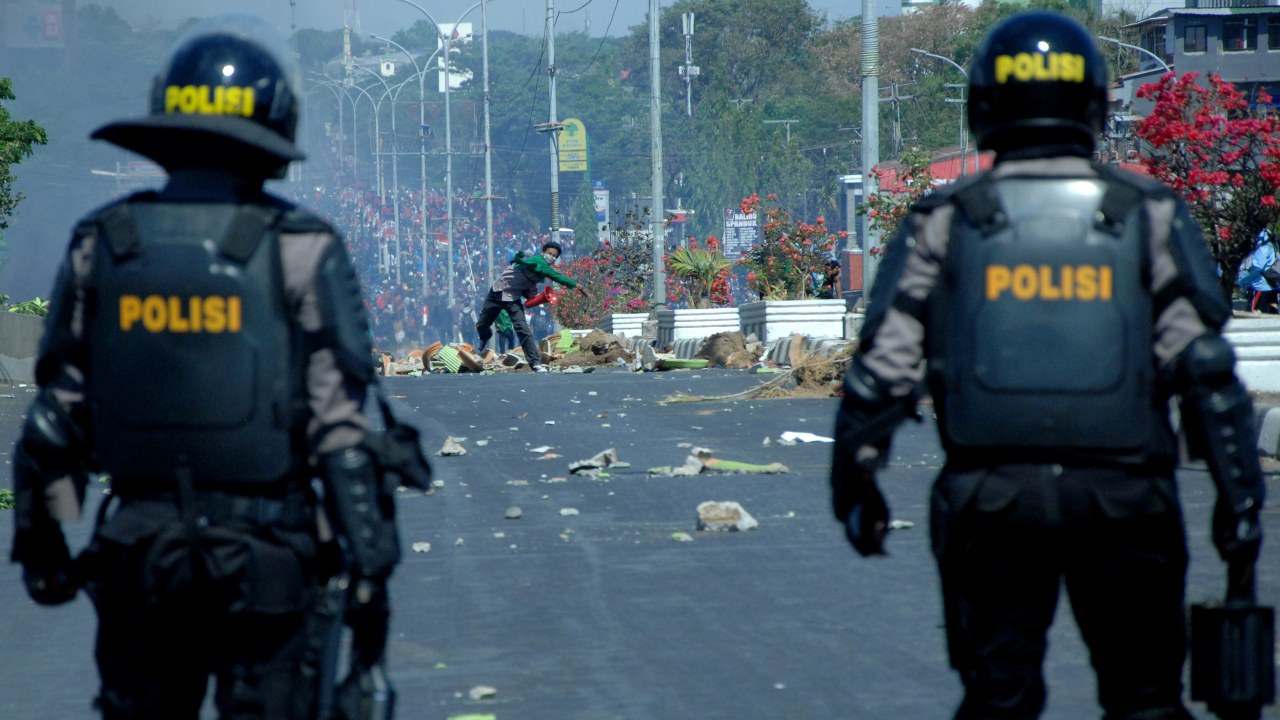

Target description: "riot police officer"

left=830, top=11, right=1264, bottom=719
left=9, top=15, right=401, bottom=719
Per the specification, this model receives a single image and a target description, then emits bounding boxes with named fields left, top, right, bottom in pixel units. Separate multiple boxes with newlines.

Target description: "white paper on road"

left=779, top=431, right=834, bottom=443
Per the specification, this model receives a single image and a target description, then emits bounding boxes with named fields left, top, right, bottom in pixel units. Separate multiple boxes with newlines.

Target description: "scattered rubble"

left=437, top=436, right=468, bottom=456
left=696, top=501, right=759, bottom=532
left=549, top=329, right=633, bottom=368
left=373, top=328, right=852, bottom=395
left=693, top=332, right=764, bottom=369
left=568, top=448, right=627, bottom=478
left=648, top=447, right=789, bottom=476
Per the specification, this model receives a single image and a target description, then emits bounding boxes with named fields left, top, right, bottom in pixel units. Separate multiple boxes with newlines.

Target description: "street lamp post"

left=339, top=83, right=379, bottom=190
left=371, top=34, right=442, bottom=295
left=354, top=65, right=414, bottom=284
left=394, top=0, right=486, bottom=310
left=910, top=48, right=971, bottom=177
left=307, top=82, right=346, bottom=176
left=309, top=73, right=361, bottom=179
left=1097, top=35, right=1172, bottom=73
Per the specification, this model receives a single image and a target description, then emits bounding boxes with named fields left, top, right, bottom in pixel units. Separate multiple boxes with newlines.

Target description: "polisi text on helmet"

left=119, top=294, right=243, bottom=333
left=985, top=263, right=1112, bottom=301
left=164, top=85, right=256, bottom=118
left=994, top=52, right=1086, bottom=85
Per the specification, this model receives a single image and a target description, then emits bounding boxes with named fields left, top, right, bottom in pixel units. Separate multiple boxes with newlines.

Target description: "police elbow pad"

left=312, top=242, right=374, bottom=384
left=18, top=390, right=87, bottom=490
left=319, top=447, right=400, bottom=580
left=13, top=391, right=88, bottom=535
left=1177, top=333, right=1238, bottom=390
left=1176, top=334, right=1263, bottom=503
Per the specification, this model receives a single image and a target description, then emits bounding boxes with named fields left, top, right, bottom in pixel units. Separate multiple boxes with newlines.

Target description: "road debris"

left=648, top=447, right=789, bottom=476
left=568, top=448, right=626, bottom=477
left=437, top=436, right=468, bottom=456
left=778, top=431, right=834, bottom=444
left=696, top=501, right=759, bottom=532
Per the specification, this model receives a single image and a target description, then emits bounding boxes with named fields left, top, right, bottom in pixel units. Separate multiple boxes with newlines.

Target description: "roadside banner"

left=559, top=118, right=589, bottom=172
left=722, top=208, right=759, bottom=259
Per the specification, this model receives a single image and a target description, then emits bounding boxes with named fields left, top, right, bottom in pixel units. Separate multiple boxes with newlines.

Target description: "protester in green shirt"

left=494, top=309, right=517, bottom=353
left=475, top=241, right=581, bottom=371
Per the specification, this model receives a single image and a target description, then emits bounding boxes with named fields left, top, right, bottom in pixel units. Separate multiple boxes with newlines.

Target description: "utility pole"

left=482, top=0, right=495, bottom=284
left=763, top=119, right=800, bottom=146
left=679, top=12, right=699, bottom=117
left=881, top=83, right=914, bottom=158
left=860, top=0, right=880, bottom=297
left=650, top=0, right=666, bottom=307
left=546, top=0, right=561, bottom=242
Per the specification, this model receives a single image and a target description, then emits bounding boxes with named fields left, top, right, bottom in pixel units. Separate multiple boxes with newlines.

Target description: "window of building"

left=1185, top=25, right=1207, bottom=53
left=1223, top=17, right=1257, bottom=52
left=1269, top=16, right=1280, bottom=49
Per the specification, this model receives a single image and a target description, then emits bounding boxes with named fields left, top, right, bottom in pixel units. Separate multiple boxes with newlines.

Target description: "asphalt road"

left=0, top=369, right=1277, bottom=719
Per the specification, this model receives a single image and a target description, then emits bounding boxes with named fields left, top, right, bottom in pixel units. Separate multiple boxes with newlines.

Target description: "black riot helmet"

left=967, top=11, right=1109, bottom=155
left=92, top=14, right=304, bottom=178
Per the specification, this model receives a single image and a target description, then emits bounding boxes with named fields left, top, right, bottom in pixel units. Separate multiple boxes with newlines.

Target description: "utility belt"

left=111, top=482, right=315, bottom=529
left=941, top=446, right=1177, bottom=475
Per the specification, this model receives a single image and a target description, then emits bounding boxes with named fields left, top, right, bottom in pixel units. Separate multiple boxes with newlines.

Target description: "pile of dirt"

left=693, top=331, right=760, bottom=369
left=788, top=343, right=854, bottom=397
left=549, top=329, right=634, bottom=367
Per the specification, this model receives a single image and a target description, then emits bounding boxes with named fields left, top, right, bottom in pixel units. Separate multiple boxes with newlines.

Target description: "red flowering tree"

left=553, top=210, right=656, bottom=328
left=1135, top=73, right=1280, bottom=295
left=553, top=253, right=618, bottom=329
left=736, top=193, right=843, bottom=300
left=663, top=236, right=733, bottom=308
left=860, top=147, right=935, bottom=256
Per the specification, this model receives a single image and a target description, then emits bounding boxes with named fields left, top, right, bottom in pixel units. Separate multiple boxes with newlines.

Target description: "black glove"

left=1212, top=497, right=1262, bottom=567
left=831, top=461, right=890, bottom=557
left=12, top=525, right=80, bottom=606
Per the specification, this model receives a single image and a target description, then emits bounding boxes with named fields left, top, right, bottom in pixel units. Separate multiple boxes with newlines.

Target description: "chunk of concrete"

left=696, top=500, right=759, bottom=532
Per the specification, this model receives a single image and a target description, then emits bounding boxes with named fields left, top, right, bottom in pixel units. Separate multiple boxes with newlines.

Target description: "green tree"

left=0, top=77, right=49, bottom=234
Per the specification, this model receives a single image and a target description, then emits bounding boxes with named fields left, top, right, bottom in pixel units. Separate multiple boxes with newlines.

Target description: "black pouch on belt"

left=1190, top=561, right=1276, bottom=719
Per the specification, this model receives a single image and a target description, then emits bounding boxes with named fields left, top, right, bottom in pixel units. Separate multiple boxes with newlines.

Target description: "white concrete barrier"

left=1224, top=316, right=1280, bottom=393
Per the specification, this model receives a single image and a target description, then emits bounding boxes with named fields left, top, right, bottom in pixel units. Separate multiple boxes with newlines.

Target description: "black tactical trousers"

left=475, top=290, right=542, bottom=366
left=930, top=463, right=1193, bottom=720
left=83, top=499, right=318, bottom=720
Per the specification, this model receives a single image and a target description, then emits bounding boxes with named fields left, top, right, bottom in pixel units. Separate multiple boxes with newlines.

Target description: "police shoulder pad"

left=276, top=206, right=336, bottom=235
left=913, top=172, right=984, bottom=213
left=1094, top=162, right=1171, bottom=199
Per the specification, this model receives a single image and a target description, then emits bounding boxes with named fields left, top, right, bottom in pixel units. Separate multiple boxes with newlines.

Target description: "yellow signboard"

left=558, top=118, right=589, bottom=172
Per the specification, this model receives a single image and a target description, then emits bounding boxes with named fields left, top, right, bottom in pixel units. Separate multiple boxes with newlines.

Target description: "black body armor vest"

left=85, top=197, right=305, bottom=489
left=928, top=173, right=1169, bottom=458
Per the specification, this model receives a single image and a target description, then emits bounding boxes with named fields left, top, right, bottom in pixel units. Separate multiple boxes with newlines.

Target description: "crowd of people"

left=291, top=178, right=560, bottom=354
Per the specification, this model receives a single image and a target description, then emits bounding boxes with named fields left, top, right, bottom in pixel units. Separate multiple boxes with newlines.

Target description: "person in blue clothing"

left=474, top=240, right=581, bottom=372
left=1237, top=229, right=1278, bottom=313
